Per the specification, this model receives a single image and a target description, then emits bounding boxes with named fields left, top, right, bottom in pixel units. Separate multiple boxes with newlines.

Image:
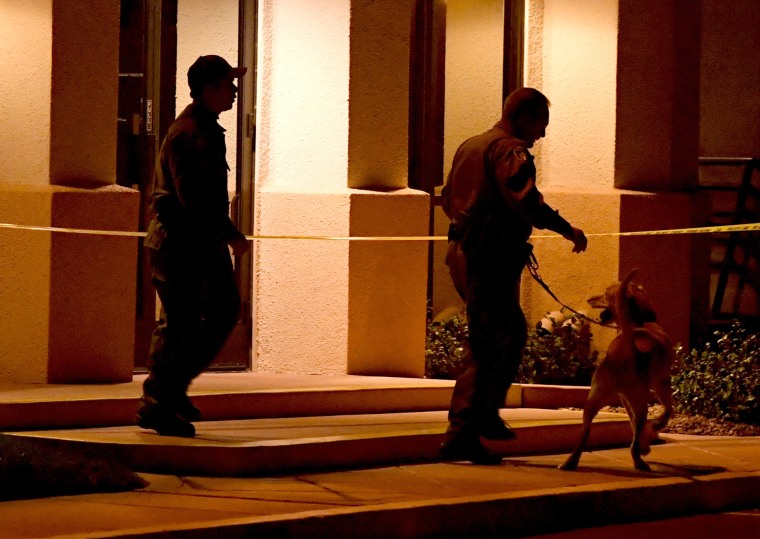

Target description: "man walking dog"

left=440, top=87, right=587, bottom=463
left=137, top=55, right=249, bottom=437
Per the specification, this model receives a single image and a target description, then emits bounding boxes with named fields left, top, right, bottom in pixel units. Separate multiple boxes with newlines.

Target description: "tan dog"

left=560, top=269, right=675, bottom=472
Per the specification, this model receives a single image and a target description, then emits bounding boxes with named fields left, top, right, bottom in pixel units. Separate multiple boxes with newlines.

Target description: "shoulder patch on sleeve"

left=513, top=147, right=528, bottom=162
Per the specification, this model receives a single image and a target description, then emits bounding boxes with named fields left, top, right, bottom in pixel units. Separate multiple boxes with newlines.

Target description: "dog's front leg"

left=559, top=395, right=606, bottom=471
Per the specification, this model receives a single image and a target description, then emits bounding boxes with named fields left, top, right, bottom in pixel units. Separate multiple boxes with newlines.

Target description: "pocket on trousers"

left=144, top=219, right=167, bottom=251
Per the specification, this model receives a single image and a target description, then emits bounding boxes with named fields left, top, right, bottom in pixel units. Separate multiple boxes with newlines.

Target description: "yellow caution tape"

left=0, top=221, right=758, bottom=241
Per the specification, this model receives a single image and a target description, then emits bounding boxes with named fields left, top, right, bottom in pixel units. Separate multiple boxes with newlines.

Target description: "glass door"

left=118, top=0, right=254, bottom=371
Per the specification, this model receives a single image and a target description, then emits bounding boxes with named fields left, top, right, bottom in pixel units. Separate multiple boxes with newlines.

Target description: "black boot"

left=136, top=396, right=196, bottom=438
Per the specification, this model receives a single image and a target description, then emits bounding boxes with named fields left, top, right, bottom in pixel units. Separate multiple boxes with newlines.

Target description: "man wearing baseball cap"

left=138, top=55, right=249, bottom=437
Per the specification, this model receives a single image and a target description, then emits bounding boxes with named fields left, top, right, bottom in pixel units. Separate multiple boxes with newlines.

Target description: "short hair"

left=502, top=87, right=550, bottom=123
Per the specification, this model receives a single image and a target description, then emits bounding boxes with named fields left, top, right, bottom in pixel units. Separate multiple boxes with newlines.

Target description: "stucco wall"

left=348, top=0, right=411, bottom=190
left=0, top=188, right=52, bottom=382
left=254, top=192, right=351, bottom=375
left=254, top=0, right=427, bottom=376
left=0, top=1, right=139, bottom=383
left=521, top=0, right=620, bottom=333
left=256, top=0, right=351, bottom=193
left=700, top=0, right=760, bottom=158
left=0, top=2, right=52, bottom=185
left=0, top=185, right=140, bottom=383
left=530, top=0, right=618, bottom=191
left=50, top=0, right=119, bottom=186
left=254, top=0, right=352, bottom=374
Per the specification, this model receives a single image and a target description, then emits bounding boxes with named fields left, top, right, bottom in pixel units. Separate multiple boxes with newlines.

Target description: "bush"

left=425, top=312, right=468, bottom=380
left=673, top=321, right=760, bottom=425
left=426, top=311, right=760, bottom=425
left=425, top=309, right=599, bottom=386
left=518, top=314, right=599, bottom=386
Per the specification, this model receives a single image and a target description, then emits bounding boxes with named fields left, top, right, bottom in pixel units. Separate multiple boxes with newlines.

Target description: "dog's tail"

left=616, top=268, right=639, bottom=337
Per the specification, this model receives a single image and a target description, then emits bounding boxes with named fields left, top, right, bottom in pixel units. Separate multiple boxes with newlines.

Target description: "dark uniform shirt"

left=145, top=102, right=245, bottom=249
left=444, top=122, right=572, bottom=245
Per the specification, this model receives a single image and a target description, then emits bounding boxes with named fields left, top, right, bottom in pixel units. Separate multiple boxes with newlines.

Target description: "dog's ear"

left=587, top=292, right=607, bottom=309
left=622, top=268, right=639, bottom=283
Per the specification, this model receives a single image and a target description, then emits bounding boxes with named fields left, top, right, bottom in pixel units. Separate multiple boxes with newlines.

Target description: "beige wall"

left=256, top=0, right=351, bottom=193
left=254, top=0, right=428, bottom=377
left=348, top=2, right=411, bottom=190
left=0, top=2, right=53, bottom=185
left=700, top=0, right=760, bottom=163
left=254, top=0, right=352, bottom=374
left=0, top=188, right=52, bottom=382
left=50, top=0, right=119, bottom=186
left=524, top=0, right=706, bottom=347
left=0, top=0, right=139, bottom=383
left=528, top=0, right=618, bottom=191
left=521, top=0, right=620, bottom=337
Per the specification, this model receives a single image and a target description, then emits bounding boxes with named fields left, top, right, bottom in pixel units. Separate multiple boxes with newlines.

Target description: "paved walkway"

left=0, top=374, right=758, bottom=538
left=1, top=434, right=758, bottom=538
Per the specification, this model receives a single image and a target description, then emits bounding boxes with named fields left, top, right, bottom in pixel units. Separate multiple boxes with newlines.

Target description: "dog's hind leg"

left=559, top=384, right=611, bottom=471
left=651, top=379, right=673, bottom=432
left=622, top=392, right=654, bottom=471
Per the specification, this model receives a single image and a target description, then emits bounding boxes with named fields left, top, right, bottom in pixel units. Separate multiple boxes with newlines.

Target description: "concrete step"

left=0, top=373, right=593, bottom=431
left=0, top=374, right=457, bottom=430
left=2, top=409, right=631, bottom=477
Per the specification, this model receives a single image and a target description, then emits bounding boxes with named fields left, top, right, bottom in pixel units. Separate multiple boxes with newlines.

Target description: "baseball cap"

left=187, top=55, right=247, bottom=95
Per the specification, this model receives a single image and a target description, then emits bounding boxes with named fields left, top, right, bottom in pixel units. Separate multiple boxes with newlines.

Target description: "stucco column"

left=521, top=0, right=708, bottom=348
left=615, top=0, right=700, bottom=192
left=614, top=0, right=708, bottom=344
left=254, top=0, right=429, bottom=376
left=0, top=1, right=139, bottom=383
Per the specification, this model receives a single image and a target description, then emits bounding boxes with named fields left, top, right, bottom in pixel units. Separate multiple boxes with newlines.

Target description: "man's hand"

left=566, top=227, right=587, bottom=253
left=229, top=236, right=250, bottom=257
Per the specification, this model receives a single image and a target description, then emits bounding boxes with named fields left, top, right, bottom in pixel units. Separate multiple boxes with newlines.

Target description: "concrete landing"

left=3, top=409, right=631, bottom=477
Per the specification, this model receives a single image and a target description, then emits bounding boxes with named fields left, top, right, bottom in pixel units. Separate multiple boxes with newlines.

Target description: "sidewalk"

left=0, top=374, right=758, bottom=538
left=1, top=433, right=758, bottom=538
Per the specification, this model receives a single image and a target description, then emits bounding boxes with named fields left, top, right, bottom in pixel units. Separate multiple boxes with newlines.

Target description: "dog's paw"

left=558, top=459, right=579, bottom=471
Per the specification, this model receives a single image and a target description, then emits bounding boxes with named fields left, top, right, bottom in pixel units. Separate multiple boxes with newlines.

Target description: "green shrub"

left=518, top=320, right=598, bottom=386
left=673, top=321, right=760, bottom=425
left=425, top=309, right=599, bottom=386
left=426, top=312, right=760, bottom=425
left=425, top=312, right=469, bottom=380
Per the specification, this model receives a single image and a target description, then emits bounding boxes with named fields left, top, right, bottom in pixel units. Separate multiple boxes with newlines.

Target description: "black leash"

left=526, top=252, right=604, bottom=326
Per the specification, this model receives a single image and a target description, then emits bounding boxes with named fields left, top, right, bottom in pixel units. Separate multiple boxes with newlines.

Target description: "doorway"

left=408, top=0, right=525, bottom=320
left=117, top=0, right=255, bottom=372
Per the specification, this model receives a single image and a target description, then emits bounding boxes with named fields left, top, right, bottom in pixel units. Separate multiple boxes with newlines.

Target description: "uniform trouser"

left=445, top=236, right=529, bottom=437
left=143, top=239, right=240, bottom=405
